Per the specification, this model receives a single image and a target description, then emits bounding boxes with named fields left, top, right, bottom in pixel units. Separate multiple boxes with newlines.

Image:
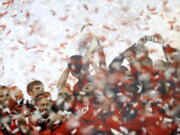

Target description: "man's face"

left=71, top=65, right=89, bottom=79
left=37, top=97, right=51, bottom=112
left=31, top=84, right=44, bottom=98
left=0, top=88, right=10, bottom=106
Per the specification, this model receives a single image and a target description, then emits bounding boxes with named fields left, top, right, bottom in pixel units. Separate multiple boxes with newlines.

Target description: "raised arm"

left=57, top=67, right=70, bottom=91
left=136, top=35, right=157, bottom=45
left=97, top=39, right=106, bottom=68
left=86, top=52, right=100, bottom=73
left=152, top=33, right=165, bottom=45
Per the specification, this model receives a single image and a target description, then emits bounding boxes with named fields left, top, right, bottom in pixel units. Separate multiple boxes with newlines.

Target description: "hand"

left=152, top=33, right=165, bottom=44
left=137, top=35, right=152, bottom=45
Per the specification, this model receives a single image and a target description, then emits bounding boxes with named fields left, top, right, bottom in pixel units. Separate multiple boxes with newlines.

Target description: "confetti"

left=83, top=4, right=89, bottom=11
left=0, top=11, right=8, bottom=17
left=66, top=33, right=77, bottom=39
left=103, top=25, right=116, bottom=31
left=59, top=15, right=68, bottom=21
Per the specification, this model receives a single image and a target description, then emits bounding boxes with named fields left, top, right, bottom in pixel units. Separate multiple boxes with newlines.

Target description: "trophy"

left=78, top=24, right=100, bottom=57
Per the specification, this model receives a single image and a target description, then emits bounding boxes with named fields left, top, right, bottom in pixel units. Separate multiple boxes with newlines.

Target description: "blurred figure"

left=0, top=86, right=10, bottom=108
left=68, top=55, right=90, bottom=80
left=154, top=59, right=167, bottom=73
left=52, top=85, right=74, bottom=117
left=30, top=92, right=60, bottom=134
left=109, top=35, right=152, bottom=74
left=35, top=92, right=52, bottom=113
left=27, top=80, right=44, bottom=103
left=0, top=86, right=18, bottom=134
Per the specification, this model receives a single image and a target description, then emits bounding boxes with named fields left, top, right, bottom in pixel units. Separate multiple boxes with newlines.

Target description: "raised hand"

left=137, top=35, right=153, bottom=45
left=152, top=33, right=165, bottom=44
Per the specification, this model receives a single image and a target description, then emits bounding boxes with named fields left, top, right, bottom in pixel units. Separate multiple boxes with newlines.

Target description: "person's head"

left=27, top=80, right=44, bottom=100
left=123, top=50, right=136, bottom=63
left=35, top=92, right=51, bottom=112
left=0, top=85, right=10, bottom=106
left=68, top=55, right=89, bottom=79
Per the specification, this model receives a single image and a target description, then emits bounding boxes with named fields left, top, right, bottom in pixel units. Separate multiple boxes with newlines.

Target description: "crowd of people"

left=0, top=33, right=180, bottom=135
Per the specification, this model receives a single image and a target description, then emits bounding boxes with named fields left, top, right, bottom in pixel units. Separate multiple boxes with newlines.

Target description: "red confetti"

left=24, top=46, right=37, bottom=50
left=38, top=43, right=48, bottom=48
left=11, top=14, right=17, bottom=17
left=66, top=33, right=77, bottom=39
left=121, top=6, right=129, bottom=12
left=151, top=12, right=158, bottom=15
left=103, top=25, right=116, bottom=31
left=133, top=17, right=140, bottom=22
left=0, top=11, right=8, bottom=17
left=83, top=4, right=89, bottom=10
left=147, top=5, right=156, bottom=12
left=57, top=51, right=64, bottom=55
left=9, top=46, right=19, bottom=51
left=6, top=30, right=11, bottom=35
left=17, top=40, right=26, bottom=45
left=50, top=10, right=56, bottom=16
left=59, top=15, right=68, bottom=21
left=31, top=65, right=36, bottom=72
left=139, top=10, right=144, bottom=16
left=0, top=24, right=6, bottom=31
left=47, top=87, right=54, bottom=91
left=59, top=43, right=67, bottom=48
left=2, top=0, right=14, bottom=6
left=143, top=27, right=149, bottom=30
left=26, top=11, right=31, bottom=18
left=121, top=21, right=128, bottom=26
left=115, top=35, right=120, bottom=40
left=170, top=24, right=174, bottom=30
left=98, top=36, right=106, bottom=42
left=36, top=50, right=44, bottom=53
